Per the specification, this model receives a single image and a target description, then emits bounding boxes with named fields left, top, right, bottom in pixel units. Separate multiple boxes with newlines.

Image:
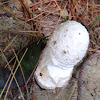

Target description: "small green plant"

left=0, top=89, right=2, bottom=100
left=61, top=0, right=66, bottom=2
left=90, top=15, right=100, bottom=30
left=18, top=40, right=46, bottom=73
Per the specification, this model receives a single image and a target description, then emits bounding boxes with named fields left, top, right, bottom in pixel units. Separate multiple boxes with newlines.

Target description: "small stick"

left=77, top=52, right=100, bottom=100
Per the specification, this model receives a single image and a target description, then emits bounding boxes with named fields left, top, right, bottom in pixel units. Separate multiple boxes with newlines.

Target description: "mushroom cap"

left=48, top=21, right=89, bottom=68
left=35, top=21, right=89, bottom=89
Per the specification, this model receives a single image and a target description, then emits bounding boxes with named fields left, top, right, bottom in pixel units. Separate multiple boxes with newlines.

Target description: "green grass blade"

left=90, top=15, right=100, bottom=30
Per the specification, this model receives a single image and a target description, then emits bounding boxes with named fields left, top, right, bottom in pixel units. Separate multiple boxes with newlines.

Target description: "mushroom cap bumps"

left=35, top=21, right=89, bottom=89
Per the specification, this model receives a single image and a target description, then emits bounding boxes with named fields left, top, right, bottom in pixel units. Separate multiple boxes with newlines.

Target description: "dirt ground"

left=32, top=53, right=100, bottom=100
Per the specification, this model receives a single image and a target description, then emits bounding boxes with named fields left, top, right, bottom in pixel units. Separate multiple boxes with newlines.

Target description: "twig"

left=0, top=51, right=23, bottom=99
left=77, top=52, right=100, bottom=100
left=5, top=39, right=30, bottom=68
left=0, top=35, right=18, bottom=56
left=68, top=81, right=77, bottom=100
left=3, top=48, right=28, bottom=100
left=0, top=59, right=16, bottom=98
left=4, top=35, right=30, bottom=100
left=0, top=29, right=41, bottom=37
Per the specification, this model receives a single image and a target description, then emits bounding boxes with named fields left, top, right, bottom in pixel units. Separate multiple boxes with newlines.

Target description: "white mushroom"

left=35, top=21, right=89, bottom=89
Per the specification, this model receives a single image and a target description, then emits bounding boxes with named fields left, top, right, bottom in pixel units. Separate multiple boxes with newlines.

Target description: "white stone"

left=35, top=21, right=89, bottom=89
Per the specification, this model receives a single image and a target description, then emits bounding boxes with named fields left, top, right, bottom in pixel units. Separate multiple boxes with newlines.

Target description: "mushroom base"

left=35, top=65, right=73, bottom=89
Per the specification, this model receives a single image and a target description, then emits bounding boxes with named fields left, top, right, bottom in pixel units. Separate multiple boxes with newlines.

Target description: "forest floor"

left=0, top=0, right=100, bottom=100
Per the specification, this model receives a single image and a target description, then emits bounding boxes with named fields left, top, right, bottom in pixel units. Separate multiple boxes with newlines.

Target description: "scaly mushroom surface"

left=35, top=21, right=89, bottom=89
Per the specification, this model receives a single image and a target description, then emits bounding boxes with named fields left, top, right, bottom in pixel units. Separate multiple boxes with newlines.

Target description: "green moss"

left=19, top=41, right=45, bottom=72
